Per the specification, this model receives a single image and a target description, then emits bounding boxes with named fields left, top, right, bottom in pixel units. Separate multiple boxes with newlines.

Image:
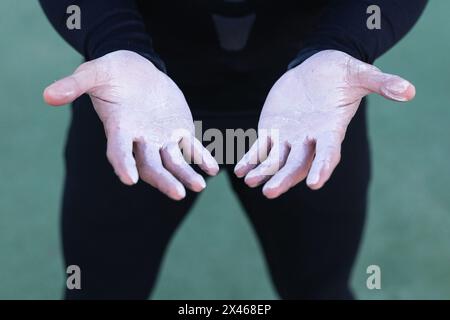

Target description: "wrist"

left=93, top=48, right=166, bottom=74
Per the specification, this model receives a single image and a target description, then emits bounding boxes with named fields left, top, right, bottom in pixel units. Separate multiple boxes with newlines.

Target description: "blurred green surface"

left=0, top=1, right=449, bottom=300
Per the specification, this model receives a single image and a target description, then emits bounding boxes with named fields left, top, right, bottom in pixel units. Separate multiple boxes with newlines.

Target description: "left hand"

left=234, top=50, right=416, bottom=199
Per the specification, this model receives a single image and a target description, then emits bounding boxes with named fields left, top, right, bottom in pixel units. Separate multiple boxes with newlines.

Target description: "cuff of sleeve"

left=291, top=31, right=376, bottom=67
left=288, top=36, right=371, bottom=71
left=288, top=45, right=368, bottom=71
left=85, top=9, right=167, bottom=73
left=287, top=49, right=322, bottom=70
left=92, top=43, right=167, bottom=73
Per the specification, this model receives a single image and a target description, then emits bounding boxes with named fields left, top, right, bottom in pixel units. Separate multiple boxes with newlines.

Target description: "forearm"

left=39, top=0, right=165, bottom=71
left=289, top=0, right=428, bottom=68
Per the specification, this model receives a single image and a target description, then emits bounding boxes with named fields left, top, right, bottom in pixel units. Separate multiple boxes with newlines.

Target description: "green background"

left=0, top=1, right=449, bottom=299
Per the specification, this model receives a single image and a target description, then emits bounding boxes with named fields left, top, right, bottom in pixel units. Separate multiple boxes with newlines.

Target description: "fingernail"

left=234, top=162, right=243, bottom=172
left=130, top=170, right=139, bottom=184
left=210, top=163, right=220, bottom=175
left=176, top=185, right=186, bottom=198
left=262, top=185, right=278, bottom=199
left=47, top=82, right=75, bottom=99
left=307, top=173, right=320, bottom=185
left=199, top=178, right=206, bottom=189
left=387, top=79, right=409, bottom=94
left=244, top=177, right=256, bottom=188
left=383, top=79, right=410, bottom=101
left=234, top=165, right=245, bottom=177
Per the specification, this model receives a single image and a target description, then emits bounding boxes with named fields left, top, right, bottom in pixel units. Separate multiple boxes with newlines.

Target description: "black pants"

left=62, top=94, right=370, bottom=300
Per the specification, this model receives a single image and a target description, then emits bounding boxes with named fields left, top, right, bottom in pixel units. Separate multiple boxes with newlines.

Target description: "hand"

left=43, top=50, right=218, bottom=200
left=235, top=50, right=415, bottom=199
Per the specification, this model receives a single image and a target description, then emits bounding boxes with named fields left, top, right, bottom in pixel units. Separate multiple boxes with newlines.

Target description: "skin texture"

left=43, top=50, right=219, bottom=200
left=234, top=50, right=416, bottom=199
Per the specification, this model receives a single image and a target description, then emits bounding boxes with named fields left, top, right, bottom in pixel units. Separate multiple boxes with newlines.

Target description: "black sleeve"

left=288, top=0, right=428, bottom=69
left=39, top=0, right=166, bottom=72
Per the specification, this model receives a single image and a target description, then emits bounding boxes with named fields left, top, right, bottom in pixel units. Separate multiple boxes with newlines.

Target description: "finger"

left=306, top=133, right=342, bottom=190
left=262, top=142, right=314, bottom=199
left=352, top=61, right=415, bottom=102
left=244, top=142, right=289, bottom=188
left=135, top=142, right=186, bottom=200
left=379, top=75, right=416, bottom=101
left=181, top=135, right=219, bottom=176
left=43, top=61, right=99, bottom=106
left=106, top=132, right=139, bottom=186
left=234, top=135, right=270, bottom=178
left=161, top=141, right=206, bottom=192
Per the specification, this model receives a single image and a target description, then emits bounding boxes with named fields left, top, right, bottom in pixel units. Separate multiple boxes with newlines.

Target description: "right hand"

left=43, top=50, right=219, bottom=200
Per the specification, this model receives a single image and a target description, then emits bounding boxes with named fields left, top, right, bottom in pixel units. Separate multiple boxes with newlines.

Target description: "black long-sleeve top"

left=39, top=0, right=427, bottom=111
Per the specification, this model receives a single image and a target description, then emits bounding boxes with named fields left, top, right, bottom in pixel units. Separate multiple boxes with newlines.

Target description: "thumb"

left=43, top=60, right=99, bottom=106
left=353, top=63, right=416, bottom=102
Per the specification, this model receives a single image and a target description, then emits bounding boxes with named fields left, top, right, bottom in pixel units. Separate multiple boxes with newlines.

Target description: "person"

left=39, top=0, right=427, bottom=299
